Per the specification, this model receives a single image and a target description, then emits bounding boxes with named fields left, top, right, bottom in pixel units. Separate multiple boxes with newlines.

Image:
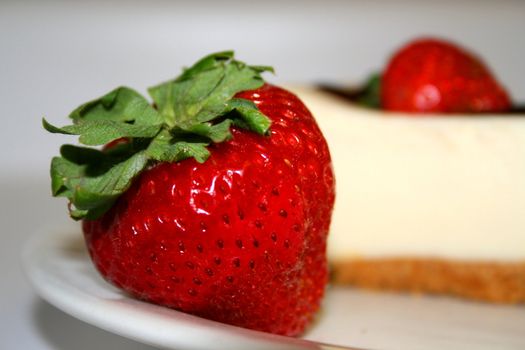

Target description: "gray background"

left=1, top=1, right=524, bottom=349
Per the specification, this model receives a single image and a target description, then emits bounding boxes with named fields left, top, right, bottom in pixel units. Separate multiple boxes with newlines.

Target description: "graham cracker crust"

left=330, top=258, right=525, bottom=303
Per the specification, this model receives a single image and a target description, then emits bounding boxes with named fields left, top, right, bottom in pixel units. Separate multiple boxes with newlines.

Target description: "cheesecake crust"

left=330, top=258, right=525, bottom=303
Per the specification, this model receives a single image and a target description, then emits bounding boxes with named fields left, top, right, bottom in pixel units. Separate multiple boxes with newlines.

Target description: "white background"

left=1, top=1, right=524, bottom=349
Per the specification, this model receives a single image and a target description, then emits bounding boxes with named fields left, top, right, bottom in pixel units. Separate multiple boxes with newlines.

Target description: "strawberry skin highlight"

left=82, top=85, right=335, bottom=336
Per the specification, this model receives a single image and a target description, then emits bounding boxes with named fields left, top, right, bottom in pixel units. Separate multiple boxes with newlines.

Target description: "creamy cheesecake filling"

left=290, top=86, right=525, bottom=262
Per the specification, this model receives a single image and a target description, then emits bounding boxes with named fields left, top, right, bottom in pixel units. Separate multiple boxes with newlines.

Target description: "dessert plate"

left=23, top=225, right=525, bottom=350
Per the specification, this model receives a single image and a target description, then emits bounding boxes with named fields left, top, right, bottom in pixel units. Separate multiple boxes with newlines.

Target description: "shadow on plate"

left=32, top=298, right=160, bottom=350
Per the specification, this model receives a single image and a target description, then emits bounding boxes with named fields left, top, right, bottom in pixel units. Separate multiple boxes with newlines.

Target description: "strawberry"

left=381, top=38, right=512, bottom=113
left=44, top=52, right=335, bottom=336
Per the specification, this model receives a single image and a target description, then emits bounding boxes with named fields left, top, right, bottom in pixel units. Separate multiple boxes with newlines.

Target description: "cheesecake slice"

left=291, top=85, right=525, bottom=303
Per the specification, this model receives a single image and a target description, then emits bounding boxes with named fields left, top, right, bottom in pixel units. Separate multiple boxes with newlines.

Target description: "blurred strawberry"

left=381, top=38, right=512, bottom=113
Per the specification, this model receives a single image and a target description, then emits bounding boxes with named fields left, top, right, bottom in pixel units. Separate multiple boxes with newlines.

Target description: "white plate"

left=23, top=225, right=525, bottom=350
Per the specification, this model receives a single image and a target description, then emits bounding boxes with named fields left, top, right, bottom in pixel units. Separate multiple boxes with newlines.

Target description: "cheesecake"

left=290, top=85, right=525, bottom=303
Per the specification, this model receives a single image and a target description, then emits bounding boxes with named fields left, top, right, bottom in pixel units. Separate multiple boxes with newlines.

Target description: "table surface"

left=2, top=1, right=525, bottom=349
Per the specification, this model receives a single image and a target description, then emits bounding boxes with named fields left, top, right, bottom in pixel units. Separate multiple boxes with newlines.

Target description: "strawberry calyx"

left=44, top=51, right=273, bottom=220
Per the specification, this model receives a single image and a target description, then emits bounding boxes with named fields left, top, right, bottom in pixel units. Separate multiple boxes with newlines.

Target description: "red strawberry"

left=45, top=53, right=335, bottom=336
left=381, top=38, right=512, bottom=113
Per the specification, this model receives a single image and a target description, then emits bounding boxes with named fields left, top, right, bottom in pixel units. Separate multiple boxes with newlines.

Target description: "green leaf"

left=70, top=87, right=163, bottom=125
left=181, top=119, right=233, bottom=143
left=177, top=51, right=234, bottom=81
left=249, top=65, right=275, bottom=74
left=73, top=151, right=148, bottom=210
left=46, top=51, right=273, bottom=220
left=147, top=51, right=272, bottom=126
left=191, top=61, right=268, bottom=123
left=60, top=144, right=106, bottom=165
left=225, top=98, right=271, bottom=135
left=50, top=150, right=149, bottom=219
left=146, top=130, right=210, bottom=163
left=50, top=156, right=84, bottom=197
left=43, top=118, right=162, bottom=146
left=357, top=73, right=382, bottom=108
left=69, top=208, right=89, bottom=220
